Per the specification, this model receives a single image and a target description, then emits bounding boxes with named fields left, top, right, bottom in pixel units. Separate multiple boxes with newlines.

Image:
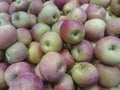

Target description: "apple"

left=0, top=63, right=8, bottom=89
left=39, top=51, right=67, bottom=82
left=80, top=3, right=90, bottom=12
left=4, top=62, right=33, bottom=86
left=95, top=36, right=120, bottom=65
left=83, top=84, right=102, bottom=90
left=17, top=28, right=32, bottom=45
left=0, top=12, right=10, bottom=21
left=78, top=0, right=89, bottom=5
left=71, top=62, right=99, bottom=88
left=0, top=0, right=13, bottom=4
left=38, top=2, right=60, bottom=25
left=96, top=63, right=120, bottom=88
left=27, top=41, right=43, bottom=64
left=84, top=18, right=106, bottom=41
left=68, top=7, right=87, bottom=23
left=0, top=1, right=9, bottom=13
left=11, top=11, right=31, bottom=28
left=54, top=74, right=75, bottom=90
left=0, top=18, right=11, bottom=26
left=58, top=15, right=68, bottom=21
left=40, top=31, right=63, bottom=53
left=29, top=14, right=37, bottom=27
left=9, top=72, right=44, bottom=90
left=5, top=42, right=28, bottom=64
left=71, top=39, right=94, bottom=62
left=0, top=25, right=17, bottom=49
left=30, top=22, right=51, bottom=41
left=86, top=4, right=106, bottom=20
left=60, top=19, right=85, bottom=44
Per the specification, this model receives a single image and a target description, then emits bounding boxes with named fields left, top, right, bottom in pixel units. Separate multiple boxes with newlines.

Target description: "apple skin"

left=0, top=0, right=13, bottom=4
left=60, top=19, right=85, bottom=44
left=84, top=19, right=106, bottom=41
left=96, top=63, right=120, bottom=88
left=0, top=18, right=11, bottom=26
left=17, top=28, right=32, bottom=45
left=5, top=42, right=28, bottom=64
left=27, top=41, right=43, bottom=64
left=0, top=12, right=10, bottom=22
left=106, top=18, right=120, bottom=36
left=83, top=84, right=102, bottom=90
left=40, top=31, right=63, bottom=53
left=95, top=36, right=120, bottom=65
left=71, top=39, right=94, bottom=62
left=29, top=14, right=37, bottom=28
left=0, top=1, right=9, bottom=13
left=80, top=3, right=90, bottom=12
left=11, top=11, right=31, bottom=28
left=0, top=25, right=17, bottom=49
left=0, top=63, right=8, bottom=89
left=39, top=51, right=67, bottom=82
left=30, top=22, right=51, bottom=41
left=4, top=62, right=33, bottom=86
left=54, top=74, right=75, bottom=90
left=71, top=62, right=99, bottom=88
left=9, top=72, right=44, bottom=90
left=111, top=0, right=120, bottom=16
left=58, top=15, right=68, bottom=21
left=86, top=4, right=106, bottom=20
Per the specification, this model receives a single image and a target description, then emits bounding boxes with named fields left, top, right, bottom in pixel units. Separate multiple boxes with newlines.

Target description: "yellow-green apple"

left=71, top=62, right=99, bottom=88
left=5, top=42, right=28, bottom=64
left=0, top=63, right=8, bottom=89
left=80, top=3, right=90, bottom=12
left=0, top=1, right=9, bottom=13
left=95, top=36, right=120, bottom=65
left=38, top=2, right=60, bottom=25
left=58, top=15, right=68, bottom=21
left=9, top=0, right=29, bottom=14
left=9, top=72, right=44, bottom=90
left=17, top=28, right=32, bottom=45
left=0, top=25, right=17, bottom=49
left=96, top=63, right=120, bottom=88
left=78, top=0, right=89, bottom=5
left=0, top=12, right=10, bottom=21
left=4, top=62, right=33, bottom=86
left=111, top=0, right=120, bottom=16
left=71, top=39, right=94, bottom=62
left=90, top=0, right=110, bottom=8
left=29, top=14, right=37, bottom=28
left=11, top=11, right=31, bottom=28
left=0, top=18, right=11, bottom=26
left=40, top=32, right=63, bottom=53
left=54, top=74, right=75, bottom=90
left=83, top=84, right=102, bottom=90
left=59, top=49, right=74, bottom=70
left=27, top=41, right=43, bottom=64
left=84, top=19, right=106, bottom=41
left=30, top=22, right=51, bottom=41
left=60, top=19, right=85, bottom=44
left=28, top=0, right=43, bottom=15
left=39, top=52, right=67, bottom=82
left=86, top=4, right=106, bottom=19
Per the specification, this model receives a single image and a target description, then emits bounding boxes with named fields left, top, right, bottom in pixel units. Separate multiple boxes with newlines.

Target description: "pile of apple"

left=1, top=0, right=120, bottom=90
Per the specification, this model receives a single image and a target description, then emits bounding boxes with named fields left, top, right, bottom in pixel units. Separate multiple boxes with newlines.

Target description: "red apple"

left=0, top=1, right=9, bottom=13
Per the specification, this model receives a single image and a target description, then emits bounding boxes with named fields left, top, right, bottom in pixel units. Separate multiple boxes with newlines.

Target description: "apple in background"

left=9, top=73, right=44, bottom=90
left=96, top=63, right=120, bottom=88
left=0, top=63, right=8, bottom=89
left=58, top=15, right=68, bottom=21
left=90, top=0, right=110, bottom=8
left=86, top=4, right=106, bottom=20
left=111, top=0, right=120, bottom=16
left=27, top=41, right=43, bottom=64
left=0, top=25, right=17, bottom=49
left=0, top=1, right=9, bottom=13
left=71, top=39, right=94, bottom=62
left=40, top=32, right=63, bottom=53
left=71, top=62, right=99, bottom=88
left=0, top=12, right=10, bottom=22
left=17, top=28, right=32, bottom=45
left=28, top=0, right=43, bottom=15
left=39, top=52, right=67, bottom=82
left=60, top=19, right=85, bottom=44
left=11, top=11, right=31, bottom=28
left=59, top=49, right=74, bottom=70
left=78, top=0, right=89, bottom=5
left=9, top=0, right=29, bottom=14
left=29, top=14, right=37, bottom=27
left=44, top=82, right=54, bottom=90
left=83, top=84, right=102, bottom=90
left=0, top=18, right=11, bottom=26
left=84, top=19, right=106, bottom=41
left=38, top=2, right=60, bottom=25
left=52, top=21, right=63, bottom=35
left=4, top=62, right=33, bottom=86
left=54, top=0, right=69, bottom=10
left=106, top=18, right=120, bottom=37
left=80, top=3, right=90, bottom=12
left=0, top=50, right=4, bottom=61
left=68, top=7, right=87, bottom=23
left=30, top=22, right=51, bottom=41
left=95, top=36, right=120, bottom=65
left=5, top=42, right=28, bottom=64
left=54, top=74, right=75, bottom=90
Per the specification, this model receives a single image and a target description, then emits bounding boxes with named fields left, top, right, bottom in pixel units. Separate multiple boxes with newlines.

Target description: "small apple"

left=29, top=14, right=37, bottom=27
left=0, top=1, right=9, bottom=13
left=0, top=18, right=11, bottom=26
left=0, top=12, right=10, bottom=21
